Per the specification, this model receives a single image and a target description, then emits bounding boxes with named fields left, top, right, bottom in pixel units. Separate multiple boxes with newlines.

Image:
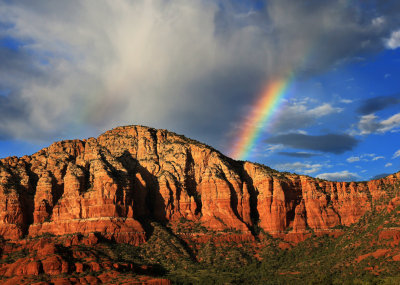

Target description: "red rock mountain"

left=0, top=125, right=398, bottom=243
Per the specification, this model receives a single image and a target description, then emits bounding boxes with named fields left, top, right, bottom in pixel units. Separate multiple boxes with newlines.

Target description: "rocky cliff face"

left=0, top=125, right=399, bottom=243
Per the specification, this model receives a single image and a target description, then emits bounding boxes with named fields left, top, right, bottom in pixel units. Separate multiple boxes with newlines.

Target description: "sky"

left=0, top=0, right=400, bottom=182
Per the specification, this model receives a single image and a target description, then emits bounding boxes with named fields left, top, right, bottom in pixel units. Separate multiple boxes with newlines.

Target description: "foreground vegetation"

left=2, top=187, right=399, bottom=284
left=98, top=200, right=400, bottom=284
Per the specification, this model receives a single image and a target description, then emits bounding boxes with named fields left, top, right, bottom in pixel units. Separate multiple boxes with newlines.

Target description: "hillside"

left=0, top=125, right=399, bottom=284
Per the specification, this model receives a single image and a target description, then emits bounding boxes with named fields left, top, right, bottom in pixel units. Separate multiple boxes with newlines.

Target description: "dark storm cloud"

left=266, top=133, right=359, bottom=154
left=0, top=43, right=42, bottom=80
left=258, top=0, right=400, bottom=77
left=0, top=90, right=54, bottom=140
left=0, top=93, right=28, bottom=139
left=278, top=151, right=320, bottom=158
left=0, top=0, right=400, bottom=150
left=357, top=95, right=400, bottom=115
left=0, top=41, right=50, bottom=140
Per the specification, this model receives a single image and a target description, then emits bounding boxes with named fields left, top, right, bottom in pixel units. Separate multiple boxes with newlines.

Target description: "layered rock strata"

left=0, top=125, right=398, bottom=242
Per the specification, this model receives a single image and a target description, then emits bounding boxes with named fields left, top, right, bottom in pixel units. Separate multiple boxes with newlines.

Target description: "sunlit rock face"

left=0, top=125, right=399, bottom=242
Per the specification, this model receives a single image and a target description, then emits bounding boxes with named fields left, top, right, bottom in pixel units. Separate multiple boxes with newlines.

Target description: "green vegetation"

left=1, top=179, right=399, bottom=284
left=95, top=203, right=400, bottom=284
left=175, top=217, right=209, bottom=234
left=0, top=248, right=30, bottom=264
left=1, top=203, right=399, bottom=284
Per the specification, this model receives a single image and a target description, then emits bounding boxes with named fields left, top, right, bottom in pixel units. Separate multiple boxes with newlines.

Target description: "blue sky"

left=0, top=0, right=400, bottom=181
left=251, top=48, right=400, bottom=181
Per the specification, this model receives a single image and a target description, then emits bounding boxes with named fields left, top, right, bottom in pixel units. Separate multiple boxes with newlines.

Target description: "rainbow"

left=229, top=74, right=294, bottom=160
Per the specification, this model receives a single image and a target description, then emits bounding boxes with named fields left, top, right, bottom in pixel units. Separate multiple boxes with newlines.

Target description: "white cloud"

left=372, top=156, right=384, bottom=161
left=296, top=130, right=308, bottom=135
left=358, top=113, right=400, bottom=135
left=309, top=103, right=343, bottom=117
left=347, top=153, right=379, bottom=163
left=269, top=102, right=343, bottom=133
left=385, top=163, right=393, bottom=167
left=358, top=114, right=380, bottom=135
left=372, top=16, right=385, bottom=27
left=347, top=156, right=360, bottom=163
left=393, top=149, right=400, bottom=159
left=263, top=144, right=285, bottom=156
left=364, top=153, right=376, bottom=157
left=275, top=162, right=323, bottom=175
left=385, top=30, right=400, bottom=49
left=265, top=145, right=285, bottom=153
left=317, top=170, right=360, bottom=182
left=381, top=114, right=400, bottom=132
left=252, top=144, right=284, bottom=158
left=340, top=99, right=353, bottom=104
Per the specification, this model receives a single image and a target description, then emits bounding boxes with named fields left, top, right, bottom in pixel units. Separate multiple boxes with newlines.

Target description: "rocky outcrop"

left=0, top=235, right=172, bottom=284
left=0, top=125, right=399, bottom=242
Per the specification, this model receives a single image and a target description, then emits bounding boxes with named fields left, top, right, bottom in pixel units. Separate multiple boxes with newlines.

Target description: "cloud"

left=340, top=99, right=353, bottom=104
left=278, top=151, right=320, bottom=158
left=252, top=144, right=284, bottom=158
left=317, top=170, right=360, bottom=182
left=347, top=156, right=360, bottom=163
left=357, top=95, right=400, bottom=115
left=371, top=173, right=390, bottom=180
left=358, top=113, right=400, bottom=135
left=0, top=0, right=399, bottom=148
left=385, top=163, right=393, bottom=167
left=275, top=162, right=322, bottom=175
left=372, top=156, right=384, bottom=161
left=372, top=16, right=385, bottom=27
left=0, top=0, right=272, bottom=143
left=346, top=153, right=381, bottom=163
left=393, top=149, right=400, bottom=159
left=269, top=102, right=342, bottom=133
left=265, top=133, right=358, bottom=154
left=385, top=30, right=400, bottom=49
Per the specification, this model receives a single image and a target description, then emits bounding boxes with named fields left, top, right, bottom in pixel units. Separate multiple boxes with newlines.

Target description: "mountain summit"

left=1, top=125, right=398, bottom=240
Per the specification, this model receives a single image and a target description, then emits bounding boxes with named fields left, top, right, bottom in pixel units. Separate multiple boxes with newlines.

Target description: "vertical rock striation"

left=0, top=125, right=398, bottom=242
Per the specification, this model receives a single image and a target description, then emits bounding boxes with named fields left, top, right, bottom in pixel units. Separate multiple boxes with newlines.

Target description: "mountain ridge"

left=0, top=125, right=399, bottom=284
left=0, top=125, right=398, bottom=241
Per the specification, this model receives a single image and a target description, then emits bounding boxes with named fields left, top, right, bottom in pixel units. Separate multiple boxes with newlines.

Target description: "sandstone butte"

left=0, top=125, right=398, bottom=244
left=1, top=125, right=400, bottom=284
